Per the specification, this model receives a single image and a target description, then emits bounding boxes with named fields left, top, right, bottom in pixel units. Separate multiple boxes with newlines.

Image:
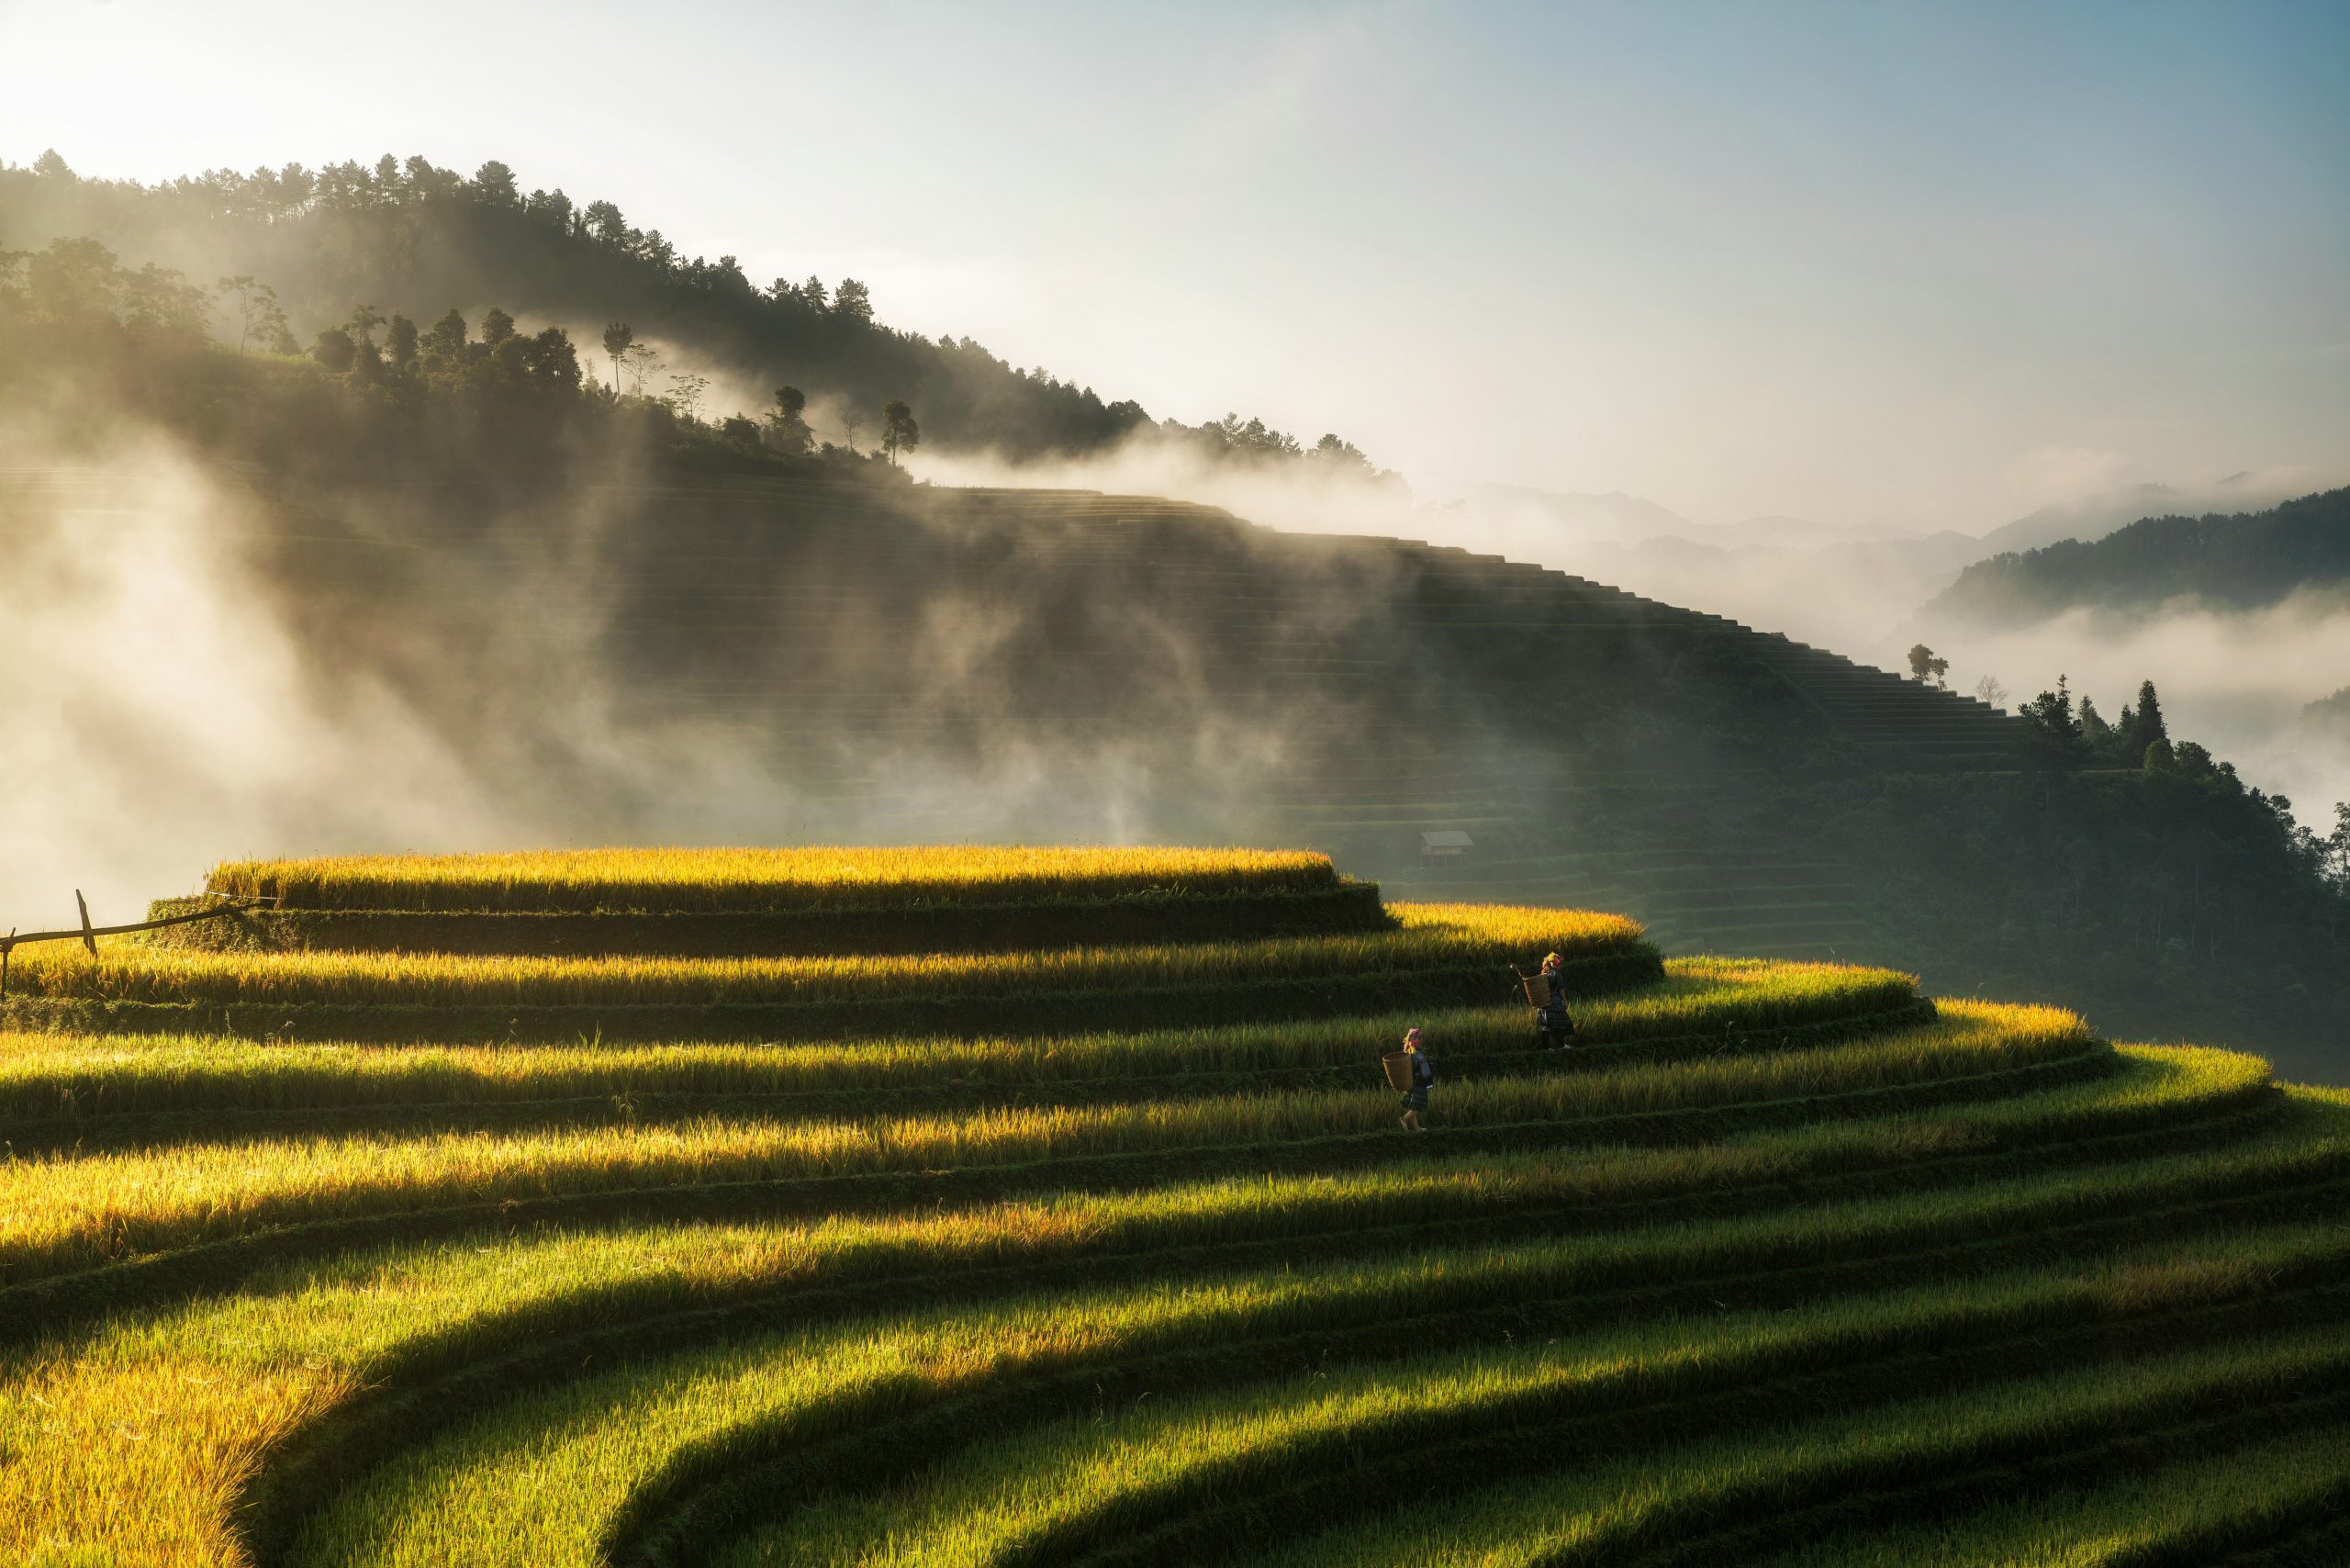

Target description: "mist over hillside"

left=6, top=218, right=2349, bottom=1078
left=15, top=8, right=2350, bottom=1560
left=1895, top=489, right=2350, bottom=825
left=0, top=150, right=1401, bottom=490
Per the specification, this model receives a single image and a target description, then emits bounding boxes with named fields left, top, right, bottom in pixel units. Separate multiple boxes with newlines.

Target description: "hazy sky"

left=5, top=0, right=2344, bottom=530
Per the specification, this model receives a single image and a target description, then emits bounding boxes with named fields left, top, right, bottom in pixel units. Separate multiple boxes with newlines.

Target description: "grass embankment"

left=1235, top=1326, right=2350, bottom=1568
left=6, top=1070, right=2321, bottom=1568
left=0, top=1002, right=2094, bottom=1290
left=2, top=841, right=2329, bottom=1565
left=147, top=883, right=1394, bottom=958
left=0, top=958, right=1924, bottom=1145
left=288, top=1224, right=2350, bottom=1568
left=1747, top=1422, right=2350, bottom=1566
left=203, top=846, right=1346, bottom=912
left=3, top=903, right=1658, bottom=1042
left=691, top=1277, right=2350, bottom=1568
left=171, top=846, right=1400, bottom=956
left=3, top=1037, right=2284, bottom=1339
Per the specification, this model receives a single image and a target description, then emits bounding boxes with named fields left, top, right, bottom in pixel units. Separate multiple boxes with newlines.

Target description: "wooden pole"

left=0, top=897, right=252, bottom=950
left=75, top=890, right=97, bottom=957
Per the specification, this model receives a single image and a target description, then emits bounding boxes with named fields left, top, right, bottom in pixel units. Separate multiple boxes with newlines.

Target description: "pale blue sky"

left=4, top=0, right=2344, bottom=529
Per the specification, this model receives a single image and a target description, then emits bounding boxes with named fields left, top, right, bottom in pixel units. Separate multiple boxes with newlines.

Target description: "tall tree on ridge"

left=882, top=399, right=920, bottom=465
left=602, top=323, right=634, bottom=395
left=622, top=342, right=661, bottom=396
left=216, top=276, right=287, bottom=354
left=2123, top=678, right=2169, bottom=766
left=385, top=313, right=419, bottom=370
left=666, top=373, right=709, bottom=422
left=765, top=385, right=812, bottom=454
left=422, top=308, right=468, bottom=368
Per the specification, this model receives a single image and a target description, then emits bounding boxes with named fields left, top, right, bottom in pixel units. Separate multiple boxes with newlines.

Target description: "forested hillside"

left=6, top=223, right=2350, bottom=1076
left=1924, top=487, right=2350, bottom=626
left=0, top=149, right=1393, bottom=478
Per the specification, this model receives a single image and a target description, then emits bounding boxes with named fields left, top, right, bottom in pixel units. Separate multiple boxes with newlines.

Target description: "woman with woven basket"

left=1389, top=1025, right=1435, bottom=1132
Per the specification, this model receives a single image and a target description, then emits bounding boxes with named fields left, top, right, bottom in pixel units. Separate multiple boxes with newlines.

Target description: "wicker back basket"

left=1382, top=1052, right=1417, bottom=1092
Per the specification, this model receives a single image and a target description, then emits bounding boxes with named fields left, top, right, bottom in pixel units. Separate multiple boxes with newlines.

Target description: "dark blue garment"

left=1399, top=1050, right=1434, bottom=1109
left=1538, top=972, right=1577, bottom=1042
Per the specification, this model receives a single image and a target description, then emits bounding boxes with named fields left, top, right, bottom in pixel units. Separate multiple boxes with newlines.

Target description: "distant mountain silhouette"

left=1973, top=472, right=2324, bottom=556
left=1921, top=487, right=2350, bottom=628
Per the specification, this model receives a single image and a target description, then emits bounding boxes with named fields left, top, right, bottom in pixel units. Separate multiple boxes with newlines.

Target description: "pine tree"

left=601, top=323, right=634, bottom=395
left=2125, top=679, right=2168, bottom=764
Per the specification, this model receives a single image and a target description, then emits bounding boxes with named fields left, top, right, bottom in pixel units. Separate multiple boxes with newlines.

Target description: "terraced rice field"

left=2, top=846, right=2342, bottom=1565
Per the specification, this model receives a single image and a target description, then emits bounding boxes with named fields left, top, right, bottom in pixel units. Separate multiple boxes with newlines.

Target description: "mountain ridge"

left=1922, top=487, right=2350, bottom=629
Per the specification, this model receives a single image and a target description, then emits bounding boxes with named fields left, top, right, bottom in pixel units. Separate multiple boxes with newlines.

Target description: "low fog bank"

left=0, top=432, right=522, bottom=929
left=8, top=376, right=2342, bottom=931
left=923, top=440, right=2350, bottom=828
left=912, top=437, right=1429, bottom=543
left=0, top=413, right=1469, bottom=924
left=919, top=442, right=2335, bottom=656
left=1442, top=468, right=2344, bottom=660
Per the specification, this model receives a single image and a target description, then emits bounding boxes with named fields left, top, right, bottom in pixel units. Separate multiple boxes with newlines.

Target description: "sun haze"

left=6, top=0, right=2344, bottom=531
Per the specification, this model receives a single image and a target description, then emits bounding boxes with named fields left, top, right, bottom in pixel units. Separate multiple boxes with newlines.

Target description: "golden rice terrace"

left=4, top=845, right=2347, bottom=1565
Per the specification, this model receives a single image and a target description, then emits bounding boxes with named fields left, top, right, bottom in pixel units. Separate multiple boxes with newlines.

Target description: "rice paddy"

left=202, top=846, right=1347, bottom=913
left=1, top=843, right=2338, bottom=1565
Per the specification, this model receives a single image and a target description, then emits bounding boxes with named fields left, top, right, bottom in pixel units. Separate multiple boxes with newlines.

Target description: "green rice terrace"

left=5, top=843, right=2348, bottom=1566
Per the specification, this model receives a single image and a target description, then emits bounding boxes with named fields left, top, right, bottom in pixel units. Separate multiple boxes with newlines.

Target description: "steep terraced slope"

left=2, top=846, right=2342, bottom=1567
left=155, top=471, right=2021, bottom=958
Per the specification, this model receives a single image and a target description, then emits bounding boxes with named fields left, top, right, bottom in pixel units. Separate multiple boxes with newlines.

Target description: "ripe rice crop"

left=2, top=903, right=1661, bottom=1043
left=1755, top=1421, right=2350, bottom=1566
left=6, top=1077, right=2322, bottom=1567
left=205, top=846, right=1346, bottom=913
left=0, top=958, right=1922, bottom=1138
left=7, top=1042, right=2285, bottom=1377
left=0, top=1002, right=2087, bottom=1287
left=708, top=1304, right=2350, bottom=1567
left=6, top=903, right=1638, bottom=1007
left=6, top=837, right=2334, bottom=1564
left=1237, top=1326, right=2350, bottom=1568
left=146, top=880, right=1394, bottom=958
left=291, top=1223, right=2350, bottom=1568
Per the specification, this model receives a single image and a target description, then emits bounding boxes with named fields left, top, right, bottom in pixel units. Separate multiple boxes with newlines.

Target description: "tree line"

left=1897, top=635, right=2349, bottom=910
left=2010, top=673, right=2350, bottom=900
left=1927, top=487, right=2350, bottom=626
left=0, top=232, right=921, bottom=483
left=2, top=150, right=1397, bottom=485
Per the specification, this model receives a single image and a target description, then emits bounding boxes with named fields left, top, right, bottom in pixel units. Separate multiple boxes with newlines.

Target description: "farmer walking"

left=1534, top=951, right=1578, bottom=1050
left=1394, top=1025, right=1435, bottom=1132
